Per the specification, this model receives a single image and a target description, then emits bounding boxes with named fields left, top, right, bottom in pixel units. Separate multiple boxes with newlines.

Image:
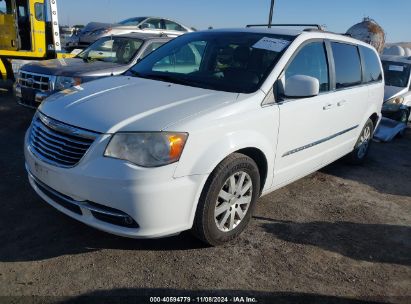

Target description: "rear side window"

left=285, top=42, right=329, bottom=92
left=360, top=46, right=382, bottom=83
left=331, top=42, right=362, bottom=89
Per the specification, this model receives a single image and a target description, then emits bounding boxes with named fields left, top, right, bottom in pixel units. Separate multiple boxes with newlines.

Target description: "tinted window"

left=361, top=46, right=382, bottom=83
left=285, top=42, right=329, bottom=92
left=332, top=42, right=362, bottom=89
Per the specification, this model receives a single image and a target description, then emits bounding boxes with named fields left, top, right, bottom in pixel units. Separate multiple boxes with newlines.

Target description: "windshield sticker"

left=389, top=65, right=404, bottom=72
left=252, top=37, right=290, bottom=52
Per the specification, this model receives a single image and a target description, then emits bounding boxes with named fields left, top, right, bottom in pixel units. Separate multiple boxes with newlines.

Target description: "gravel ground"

left=0, top=89, right=410, bottom=304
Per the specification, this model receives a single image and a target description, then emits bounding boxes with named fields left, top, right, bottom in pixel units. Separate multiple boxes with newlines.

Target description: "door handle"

left=337, top=100, right=347, bottom=107
left=323, top=103, right=334, bottom=110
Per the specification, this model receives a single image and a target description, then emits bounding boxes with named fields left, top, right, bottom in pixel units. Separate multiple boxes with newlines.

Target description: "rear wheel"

left=192, top=153, right=260, bottom=246
left=346, top=119, right=374, bottom=164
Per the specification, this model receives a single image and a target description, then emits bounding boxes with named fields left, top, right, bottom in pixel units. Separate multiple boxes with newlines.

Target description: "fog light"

left=124, top=216, right=134, bottom=225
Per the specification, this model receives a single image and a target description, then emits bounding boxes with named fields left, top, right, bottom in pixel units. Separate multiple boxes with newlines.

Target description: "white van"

left=24, top=26, right=384, bottom=245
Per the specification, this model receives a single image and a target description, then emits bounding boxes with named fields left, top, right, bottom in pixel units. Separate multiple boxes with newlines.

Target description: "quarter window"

left=360, top=46, right=382, bottom=83
left=332, top=42, right=362, bottom=89
left=285, top=42, right=329, bottom=92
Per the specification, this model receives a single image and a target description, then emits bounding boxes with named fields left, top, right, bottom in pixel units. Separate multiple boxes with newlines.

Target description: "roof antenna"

left=268, top=0, right=276, bottom=28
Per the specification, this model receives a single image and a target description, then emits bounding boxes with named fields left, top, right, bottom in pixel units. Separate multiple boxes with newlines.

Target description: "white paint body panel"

left=25, top=29, right=384, bottom=238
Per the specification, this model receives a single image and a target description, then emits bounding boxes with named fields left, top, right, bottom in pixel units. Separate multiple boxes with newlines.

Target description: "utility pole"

left=268, top=0, right=275, bottom=28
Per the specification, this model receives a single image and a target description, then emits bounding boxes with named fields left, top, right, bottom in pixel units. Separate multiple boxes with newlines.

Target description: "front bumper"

left=15, top=83, right=52, bottom=108
left=24, top=130, right=208, bottom=238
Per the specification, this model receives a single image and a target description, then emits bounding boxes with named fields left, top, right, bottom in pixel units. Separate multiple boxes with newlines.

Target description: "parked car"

left=15, top=33, right=171, bottom=108
left=380, top=55, right=411, bottom=122
left=66, top=17, right=192, bottom=50
left=24, top=27, right=384, bottom=245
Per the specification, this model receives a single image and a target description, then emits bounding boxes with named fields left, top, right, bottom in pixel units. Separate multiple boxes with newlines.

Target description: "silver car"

left=16, top=33, right=172, bottom=108
left=66, top=16, right=192, bottom=50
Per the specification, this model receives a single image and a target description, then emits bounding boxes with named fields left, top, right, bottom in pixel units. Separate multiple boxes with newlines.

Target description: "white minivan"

left=24, top=26, right=384, bottom=245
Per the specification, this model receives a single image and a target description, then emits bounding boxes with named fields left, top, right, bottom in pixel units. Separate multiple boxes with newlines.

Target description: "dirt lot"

left=0, top=89, right=410, bottom=304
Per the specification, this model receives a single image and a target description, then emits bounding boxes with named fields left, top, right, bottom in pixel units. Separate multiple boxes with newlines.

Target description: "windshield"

left=77, top=37, right=144, bottom=64
left=118, top=17, right=146, bottom=26
left=128, top=31, right=295, bottom=93
left=382, top=61, right=411, bottom=87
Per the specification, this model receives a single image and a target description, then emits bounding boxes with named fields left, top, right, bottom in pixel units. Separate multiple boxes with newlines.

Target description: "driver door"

left=273, top=40, right=334, bottom=188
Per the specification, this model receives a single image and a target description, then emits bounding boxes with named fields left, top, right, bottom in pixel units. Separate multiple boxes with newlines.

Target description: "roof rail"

left=246, top=24, right=323, bottom=30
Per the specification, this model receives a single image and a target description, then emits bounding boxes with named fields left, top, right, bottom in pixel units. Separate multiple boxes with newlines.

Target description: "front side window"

left=77, top=37, right=143, bottom=64
left=164, top=20, right=186, bottom=32
left=141, top=41, right=167, bottom=58
left=142, top=18, right=163, bottom=30
left=285, top=41, right=329, bottom=92
left=360, top=46, right=382, bottom=83
left=382, top=61, right=411, bottom=88
left=129, top=32, right=295, bottom=93
left=332, top=42, right=362, bottom=89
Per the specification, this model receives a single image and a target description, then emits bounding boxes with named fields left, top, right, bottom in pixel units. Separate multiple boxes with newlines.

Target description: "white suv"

left=24, top=27, right=384, bottom=245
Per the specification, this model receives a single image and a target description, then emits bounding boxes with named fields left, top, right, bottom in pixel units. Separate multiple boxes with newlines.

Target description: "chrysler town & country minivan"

left=24, top=27, right=384, bottom=245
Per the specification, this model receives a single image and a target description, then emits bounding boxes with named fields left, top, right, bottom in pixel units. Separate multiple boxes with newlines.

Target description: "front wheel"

left=346, top=119, right=374, bottom=165
left=192, top=153, right=260, bottom=246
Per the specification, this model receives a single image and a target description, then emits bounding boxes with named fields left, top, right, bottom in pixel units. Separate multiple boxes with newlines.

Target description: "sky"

left=58, top=0, right=411, bottom=43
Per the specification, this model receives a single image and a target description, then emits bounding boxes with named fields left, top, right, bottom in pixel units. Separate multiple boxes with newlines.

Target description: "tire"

left=192, top=153, right=260, bottom=246
left=346, top=119, right=374, bottom=165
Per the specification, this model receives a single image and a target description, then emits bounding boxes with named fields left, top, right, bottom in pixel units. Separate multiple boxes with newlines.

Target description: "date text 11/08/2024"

left=149, top=296, right=258, bottom=303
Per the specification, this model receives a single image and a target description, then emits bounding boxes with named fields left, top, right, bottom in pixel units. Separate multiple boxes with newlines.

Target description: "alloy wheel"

left=357, top=124, right=372, bottom=159
left=214, top=171, right=252, bottom=232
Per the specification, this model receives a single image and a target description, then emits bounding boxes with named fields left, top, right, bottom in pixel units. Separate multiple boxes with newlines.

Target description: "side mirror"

left=285, top=75, right=320, bottom=98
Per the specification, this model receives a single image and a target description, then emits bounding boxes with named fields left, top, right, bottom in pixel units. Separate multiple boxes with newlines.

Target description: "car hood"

left=21, top=58, right=125, bottom=77
left=384, top=85, right=408, bottom=101
left=39, top=76, right=238, bottom=133
left=81, top=22, right=114, bottom=33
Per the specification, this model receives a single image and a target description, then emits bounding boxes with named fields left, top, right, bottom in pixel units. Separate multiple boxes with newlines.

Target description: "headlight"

left=385, top=96, right=404, bottom=105
left=54, top=76, right=82, bottom=91
left=104, top=132, right=188, bottom=167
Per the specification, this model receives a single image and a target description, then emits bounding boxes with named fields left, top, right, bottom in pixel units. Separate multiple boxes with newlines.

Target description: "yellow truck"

left=0, top=0, right=71, bottom=82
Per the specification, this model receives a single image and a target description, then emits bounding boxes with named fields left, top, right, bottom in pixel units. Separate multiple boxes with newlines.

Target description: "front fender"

left=174, top=128, right=276, bottom=192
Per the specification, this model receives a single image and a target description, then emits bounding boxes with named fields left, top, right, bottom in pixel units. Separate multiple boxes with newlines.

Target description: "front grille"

left=19, top=71, right=52, bottom=91
left=28, top=112, right=99, bottom=168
